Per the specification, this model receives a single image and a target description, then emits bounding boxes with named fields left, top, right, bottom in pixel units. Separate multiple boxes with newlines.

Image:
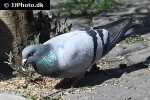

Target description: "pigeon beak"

left=22, top=59, right=27, bottom=66
left=21, top=59, right=28, bottom=71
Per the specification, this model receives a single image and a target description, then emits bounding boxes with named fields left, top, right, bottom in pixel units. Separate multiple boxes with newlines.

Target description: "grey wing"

left=94, top=18, right=133, bottom=56
left=57, top=31, right=94, bottom=73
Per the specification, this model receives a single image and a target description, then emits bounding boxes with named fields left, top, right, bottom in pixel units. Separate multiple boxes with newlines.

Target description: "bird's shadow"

left=56, top=57, right=150, bottom=89
left=78, top=62, right=147, bottom=87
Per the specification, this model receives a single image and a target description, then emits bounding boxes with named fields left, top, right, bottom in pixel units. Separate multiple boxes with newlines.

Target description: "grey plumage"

left=21, top=18, right=146, bottom=81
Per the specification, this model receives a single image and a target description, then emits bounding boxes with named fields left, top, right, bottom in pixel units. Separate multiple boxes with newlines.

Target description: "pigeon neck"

left=37, top=50, right=57, bottom=73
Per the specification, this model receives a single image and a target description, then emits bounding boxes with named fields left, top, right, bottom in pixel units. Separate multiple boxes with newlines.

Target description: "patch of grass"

left=119, top=34, right=143, bottom=44
left=25, top=94, right=61, bottom=100
left=26, top=94, right=40, bottom=100
left=57, top=0, right=117, bottom=16
left=28, top=33, right=40, bottom=45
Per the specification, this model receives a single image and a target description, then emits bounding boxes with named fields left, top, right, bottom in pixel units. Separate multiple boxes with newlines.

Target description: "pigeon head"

left=21, top=44, right=42, bottom=69
left=21, top=44, right=57, bottom=75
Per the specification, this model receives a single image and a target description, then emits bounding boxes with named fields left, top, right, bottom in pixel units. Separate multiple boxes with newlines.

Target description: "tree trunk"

left=0, top=10, right=36, bottom=74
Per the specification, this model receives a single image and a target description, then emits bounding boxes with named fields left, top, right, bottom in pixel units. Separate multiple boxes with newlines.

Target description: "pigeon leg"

left=70, top=73, right=85, bottom=87
left=70, top=77, right=81, bottom=87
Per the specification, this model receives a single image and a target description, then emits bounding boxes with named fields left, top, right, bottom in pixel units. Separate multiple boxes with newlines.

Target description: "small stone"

left=0, top=93, right=26, bottom=100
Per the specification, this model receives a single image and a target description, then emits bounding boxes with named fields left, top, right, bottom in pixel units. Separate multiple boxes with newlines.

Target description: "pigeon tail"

left=140, top=17, right=150, bottom=27
left=123, top=17, right=150, bottom=38
left=123, top=23, right=142, bottom=37
left=101, top=18, right=133, bottom=56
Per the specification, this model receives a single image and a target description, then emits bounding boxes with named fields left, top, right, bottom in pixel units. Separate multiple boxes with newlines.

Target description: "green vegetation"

left=4, top=51, right=40, bottom=81
left=119, top=34, right=143, bottom=44
left=119, top=18, right=144, bottom=44
left=58, top=0, right=117, bottom=16
left=25, top=94, right=60, bottom=100
left=28, top=33, right=40, bottom=45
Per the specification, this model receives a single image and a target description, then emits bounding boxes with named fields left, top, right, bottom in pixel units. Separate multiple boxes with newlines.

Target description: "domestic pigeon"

left=21, top=18, right=145, bottom=87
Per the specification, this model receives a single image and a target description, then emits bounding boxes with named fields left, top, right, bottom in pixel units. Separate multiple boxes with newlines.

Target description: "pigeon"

left=21, top=18, right=145, bottom=87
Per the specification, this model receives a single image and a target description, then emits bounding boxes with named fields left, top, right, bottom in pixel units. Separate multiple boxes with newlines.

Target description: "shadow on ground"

left=78, top=62, right=147, bottom=87
left=56, top=57, right=150, bottom=89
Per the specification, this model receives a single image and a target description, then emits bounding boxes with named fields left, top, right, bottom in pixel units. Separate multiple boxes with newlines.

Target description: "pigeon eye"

left=28, top=52, right=33, bottom=57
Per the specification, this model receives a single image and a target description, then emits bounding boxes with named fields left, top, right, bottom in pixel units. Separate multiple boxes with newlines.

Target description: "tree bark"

left=0, top=10, right=36, bottom=74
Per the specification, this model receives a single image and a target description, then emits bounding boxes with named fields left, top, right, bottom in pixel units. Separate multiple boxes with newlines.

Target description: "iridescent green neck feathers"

left=37, top=51, right=56, bottom=69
